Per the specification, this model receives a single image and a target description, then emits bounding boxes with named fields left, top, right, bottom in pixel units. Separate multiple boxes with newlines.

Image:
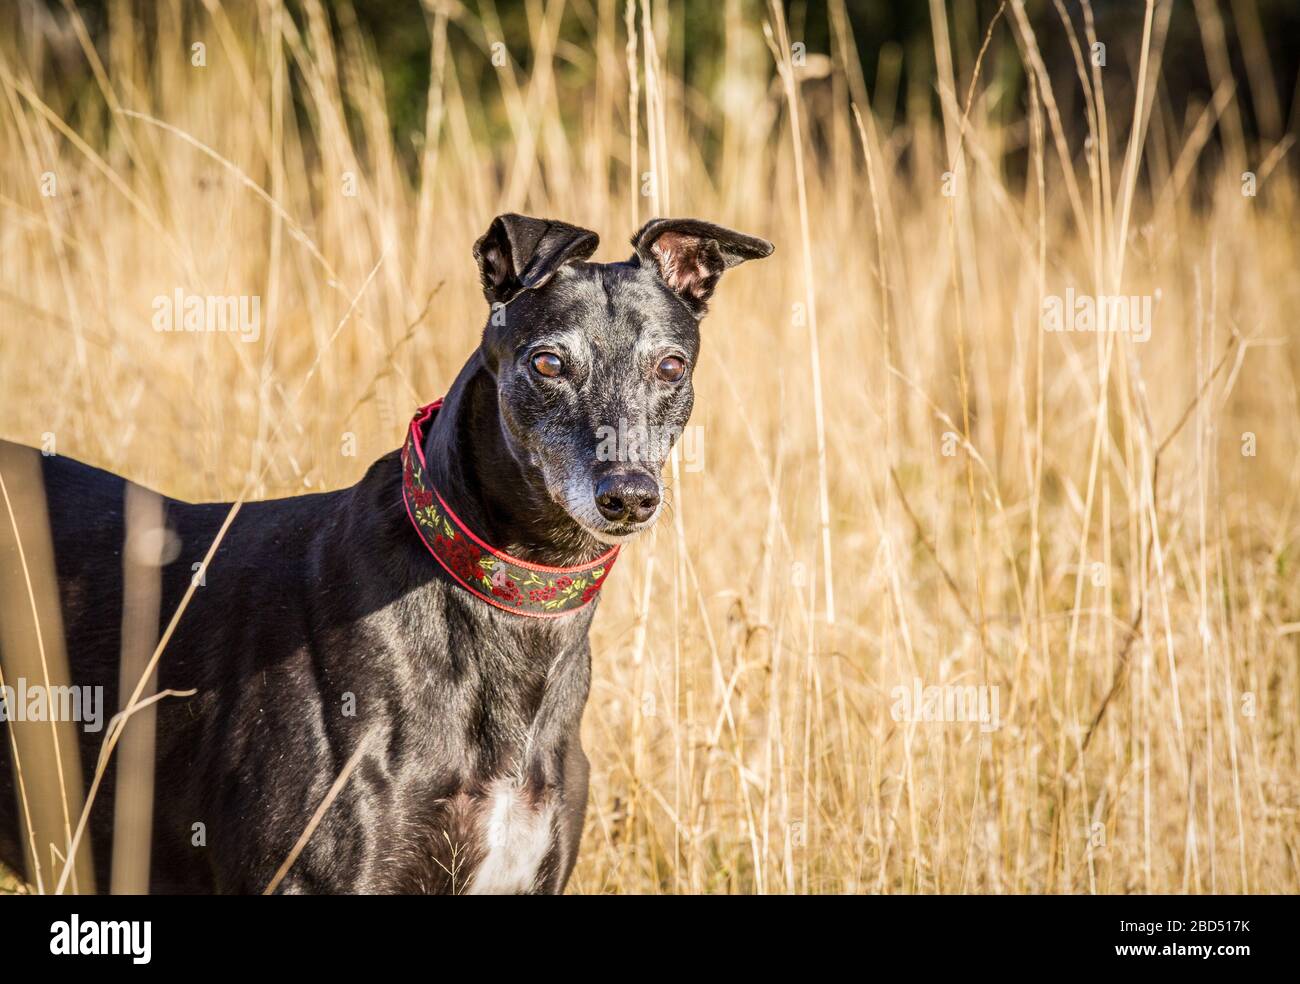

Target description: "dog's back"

left=0, top=440, right=375, bottom=892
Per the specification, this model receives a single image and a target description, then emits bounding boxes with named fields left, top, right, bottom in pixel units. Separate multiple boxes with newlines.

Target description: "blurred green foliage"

left=16, top=1, right=1300, bottom=160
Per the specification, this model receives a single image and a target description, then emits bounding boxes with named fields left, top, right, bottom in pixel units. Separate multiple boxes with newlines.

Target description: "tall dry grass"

left=2, top=0, right=1299, bottom=894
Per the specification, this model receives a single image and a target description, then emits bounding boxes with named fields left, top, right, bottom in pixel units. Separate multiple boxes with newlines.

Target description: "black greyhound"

left=0, top=213, right=772, bottom=894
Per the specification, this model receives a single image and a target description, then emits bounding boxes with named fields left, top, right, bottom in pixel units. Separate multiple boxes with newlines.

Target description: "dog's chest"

left=457, top=779, right=558, bottom=895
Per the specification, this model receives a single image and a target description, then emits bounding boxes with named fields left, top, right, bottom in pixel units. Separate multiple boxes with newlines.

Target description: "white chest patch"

left=465, top=781, right=558, bottom=895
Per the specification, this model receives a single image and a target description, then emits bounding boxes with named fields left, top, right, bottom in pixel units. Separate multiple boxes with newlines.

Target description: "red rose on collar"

left=440, top=535, right=483, bottom=584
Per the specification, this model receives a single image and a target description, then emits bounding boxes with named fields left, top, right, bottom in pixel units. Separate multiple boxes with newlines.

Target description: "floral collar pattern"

left=401, top=400, right=619, bottom=618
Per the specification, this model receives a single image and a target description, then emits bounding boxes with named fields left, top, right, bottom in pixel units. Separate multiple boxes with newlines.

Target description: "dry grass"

left=2, top=0, right=1299, bottom=894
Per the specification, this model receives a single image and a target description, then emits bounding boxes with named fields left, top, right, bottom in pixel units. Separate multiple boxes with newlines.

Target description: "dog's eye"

left=656, top=355, right=687, bottom=383
left=531, top=352, right=564, bottom=378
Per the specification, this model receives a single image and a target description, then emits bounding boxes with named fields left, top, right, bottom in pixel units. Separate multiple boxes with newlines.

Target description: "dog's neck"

left=421, top=351, right=607, bottom=568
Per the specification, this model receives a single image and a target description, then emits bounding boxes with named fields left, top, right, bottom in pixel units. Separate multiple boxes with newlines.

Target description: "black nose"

left=594, top=472, right=661, bottom=524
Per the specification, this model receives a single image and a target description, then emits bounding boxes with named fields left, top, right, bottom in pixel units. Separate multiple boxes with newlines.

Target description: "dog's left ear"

left=632, top=218, right=774, bottom=316
left=474, top=213, right=600, bottom=304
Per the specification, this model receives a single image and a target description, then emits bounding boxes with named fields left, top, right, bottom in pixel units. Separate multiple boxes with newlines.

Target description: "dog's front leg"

left=555, top=734, right=590, bottom=893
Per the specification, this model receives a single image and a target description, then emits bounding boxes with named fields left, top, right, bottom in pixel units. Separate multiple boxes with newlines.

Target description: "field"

left=2, top=0, right=1299, bottom=893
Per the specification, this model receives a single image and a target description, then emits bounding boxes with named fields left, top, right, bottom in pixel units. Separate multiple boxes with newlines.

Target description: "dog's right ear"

left=473, top=213, right=600, bottom=305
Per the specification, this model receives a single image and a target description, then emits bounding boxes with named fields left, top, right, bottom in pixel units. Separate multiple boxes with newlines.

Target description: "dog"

left=0, top=213, right=772, bottom=893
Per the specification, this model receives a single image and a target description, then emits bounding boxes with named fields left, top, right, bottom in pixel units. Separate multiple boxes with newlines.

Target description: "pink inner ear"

left=482, top=242, right=511, bottom=286
left=651, top=232, right=712, bottom=300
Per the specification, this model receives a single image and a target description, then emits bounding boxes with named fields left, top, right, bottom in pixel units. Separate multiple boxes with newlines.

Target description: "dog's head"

left=472, top=212, right=773, bottom=544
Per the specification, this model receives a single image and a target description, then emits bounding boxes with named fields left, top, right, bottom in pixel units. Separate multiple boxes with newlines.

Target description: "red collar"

left=400, top=400, right=619, bottom=618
